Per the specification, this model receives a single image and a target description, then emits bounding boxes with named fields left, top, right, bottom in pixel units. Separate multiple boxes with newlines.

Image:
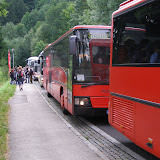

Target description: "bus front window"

left=92, top=46, right=109, bottom=64
left=91, top=46, right=110, bottom=83
left=74, top=28, right=110, bottom=84
left=76, top=43, right=92, bottom=83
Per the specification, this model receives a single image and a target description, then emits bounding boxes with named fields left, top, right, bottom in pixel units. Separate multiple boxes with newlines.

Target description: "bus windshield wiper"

left=81, top=83, right=96, bottom=88
left=81, top=80, right=109, bottom=88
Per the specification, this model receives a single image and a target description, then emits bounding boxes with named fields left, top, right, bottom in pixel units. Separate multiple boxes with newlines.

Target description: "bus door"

left=67, top=54, right=73, bottom=114
left=48, top=54, right=52, bottom=92
left=89, top=39, right=110, bottom=82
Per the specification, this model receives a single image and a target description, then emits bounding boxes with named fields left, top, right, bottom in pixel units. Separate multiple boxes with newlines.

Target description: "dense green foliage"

left=0, top=0, right=124, bottom=67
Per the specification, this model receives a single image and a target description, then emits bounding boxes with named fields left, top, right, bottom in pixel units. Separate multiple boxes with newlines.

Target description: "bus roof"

left=73, top=25, right=111, bottom=30
left=27, top=56, right=39, bottom=61
left=44, top=25, right=111, bottom=52
left=114, top=0, right=147, bottom=16
left=38, top=51, right=44, bottom=57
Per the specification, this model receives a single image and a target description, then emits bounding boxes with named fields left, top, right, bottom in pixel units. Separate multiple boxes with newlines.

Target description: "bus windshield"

left=74, top=28, right=110, bottom=84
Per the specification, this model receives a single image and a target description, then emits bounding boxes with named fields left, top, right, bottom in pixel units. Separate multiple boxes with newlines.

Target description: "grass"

left=0, top=81, right=16, bottom=160
left=0, top=67, right=8, bottom=85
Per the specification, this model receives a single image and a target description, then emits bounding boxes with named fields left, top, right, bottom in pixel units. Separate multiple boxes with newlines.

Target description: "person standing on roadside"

left=25, top=67, right=30, bottom=83
left=22, top=67, right=25, bottom=83
left=15, top=69, right=19, bottom=85
left=14, top=67, right=17, bottom=84
left=29, top=68, right=33, bottom=84
left=9, top=69, right=14, bottom=84
left=17, top=67, right=24, bottom=91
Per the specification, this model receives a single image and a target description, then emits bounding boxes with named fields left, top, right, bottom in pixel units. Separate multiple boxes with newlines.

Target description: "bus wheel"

left=62, top=108, right=68, bottom=115
left=47, top=92, right=52, bottom=97
left=61, top=94, right=68, bottom=115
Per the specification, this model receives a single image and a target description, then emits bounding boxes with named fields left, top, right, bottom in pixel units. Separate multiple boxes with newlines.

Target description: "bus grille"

left=90, top=97, right=109, bottom=108
left=112, top=97, right=134, bottom=132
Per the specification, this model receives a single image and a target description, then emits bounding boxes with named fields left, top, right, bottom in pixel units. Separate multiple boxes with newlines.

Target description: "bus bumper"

left=74, top=107, right=107, bottom=117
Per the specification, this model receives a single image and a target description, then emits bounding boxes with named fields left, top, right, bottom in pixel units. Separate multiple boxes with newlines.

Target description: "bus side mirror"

left=38, top=59, right=40, bottom=64
left=69, top=35, right=77, bottom=55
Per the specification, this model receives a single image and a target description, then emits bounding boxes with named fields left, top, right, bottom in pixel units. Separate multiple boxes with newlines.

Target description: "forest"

left=0, top=0, right=124, bottom=67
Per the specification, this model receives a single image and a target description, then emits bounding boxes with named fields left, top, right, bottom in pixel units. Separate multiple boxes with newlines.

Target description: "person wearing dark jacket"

left=25, top=67, right=30, bottom=83
left=29, top=68, right=33, bottom=84
left=17, top=67, right=24, bottom=91
left=10, top=69, right=14, bottom=84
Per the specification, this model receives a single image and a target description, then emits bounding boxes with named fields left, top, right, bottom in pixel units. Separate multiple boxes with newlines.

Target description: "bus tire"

left=47, top=92, right=52, bottom=97
left=62, top=108, right=68, bottom=115
left=61, top=94, right=68, bottom=115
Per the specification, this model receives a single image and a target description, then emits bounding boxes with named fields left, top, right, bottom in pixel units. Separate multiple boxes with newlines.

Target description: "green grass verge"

left=0, top=81, right=16, bottom=160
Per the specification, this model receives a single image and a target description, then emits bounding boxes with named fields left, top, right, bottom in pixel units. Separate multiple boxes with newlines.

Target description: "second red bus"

left=43, top=25, right=111, bottom=116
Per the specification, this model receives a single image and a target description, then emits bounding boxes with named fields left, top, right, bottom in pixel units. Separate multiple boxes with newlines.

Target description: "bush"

left=0, top=67, right=9, bottom=84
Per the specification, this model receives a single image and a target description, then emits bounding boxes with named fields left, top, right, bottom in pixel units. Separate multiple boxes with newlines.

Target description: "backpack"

left=17, top=71, right=23, bottom=78
left=10, top=71, right=14, bottom=78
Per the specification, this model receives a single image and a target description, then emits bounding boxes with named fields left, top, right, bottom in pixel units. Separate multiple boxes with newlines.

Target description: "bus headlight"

left=74, top=97, right=91, bottom=106
left=80, top=100, right=84, bottom=106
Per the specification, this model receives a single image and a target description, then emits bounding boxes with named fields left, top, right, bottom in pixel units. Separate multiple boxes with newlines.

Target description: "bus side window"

left=150, top=40, right=160, bottom=63
left=137, top=39, right=147, bottom=63
left=118, top=45, right=128, bottom=64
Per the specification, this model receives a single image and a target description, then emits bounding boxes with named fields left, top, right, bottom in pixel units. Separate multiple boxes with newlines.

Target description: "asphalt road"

left=9, top=83, right=103, bottom=160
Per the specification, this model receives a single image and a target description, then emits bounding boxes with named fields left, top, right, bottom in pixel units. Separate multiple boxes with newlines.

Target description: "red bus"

left=109, top=0, right=160, bottom=158
left=43, top=25, right=111, bottom=116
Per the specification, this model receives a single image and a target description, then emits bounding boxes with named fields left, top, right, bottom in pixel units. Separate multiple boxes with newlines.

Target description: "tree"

left=78, top=9, right=96, bottom=25
left=0, top=26, right=7, bottom=66
left=0, top=0, right=9, bottom=67
left=0, top=0, right=8, bottom=17
left=15, top=23, right=26, bottom=37
left=0, top=0, right=26, bottom=25
left=21, top=12, right=31, bottom=32
left=75, top=0, right=89, bottom=13
left=2, top=22, right=26, bottom=46
left=14, top=30, right=34, bottom=66
left=87, top=0, right=109, bottom=24
left=23, top=0, right=35, bottom=12
left=35, top=22, right=50, bottom=43
left=70, top=0, right=89, bottom=26
left=32, top=40, right=46, bottom=56
left=78, top=0, right=124, bottom=25
left=2, top=22, right=17, bottom=40
left=107, top=0, right=124, bottom=24
left=45, top=1, right=74, bottom=42
left=35, top=0, right=52, bottom=9
left=21, top=9, right=45, bottom=32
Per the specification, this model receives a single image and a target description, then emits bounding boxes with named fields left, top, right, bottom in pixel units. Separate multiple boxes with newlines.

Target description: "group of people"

left=9, top=66, right=34, bottom=91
